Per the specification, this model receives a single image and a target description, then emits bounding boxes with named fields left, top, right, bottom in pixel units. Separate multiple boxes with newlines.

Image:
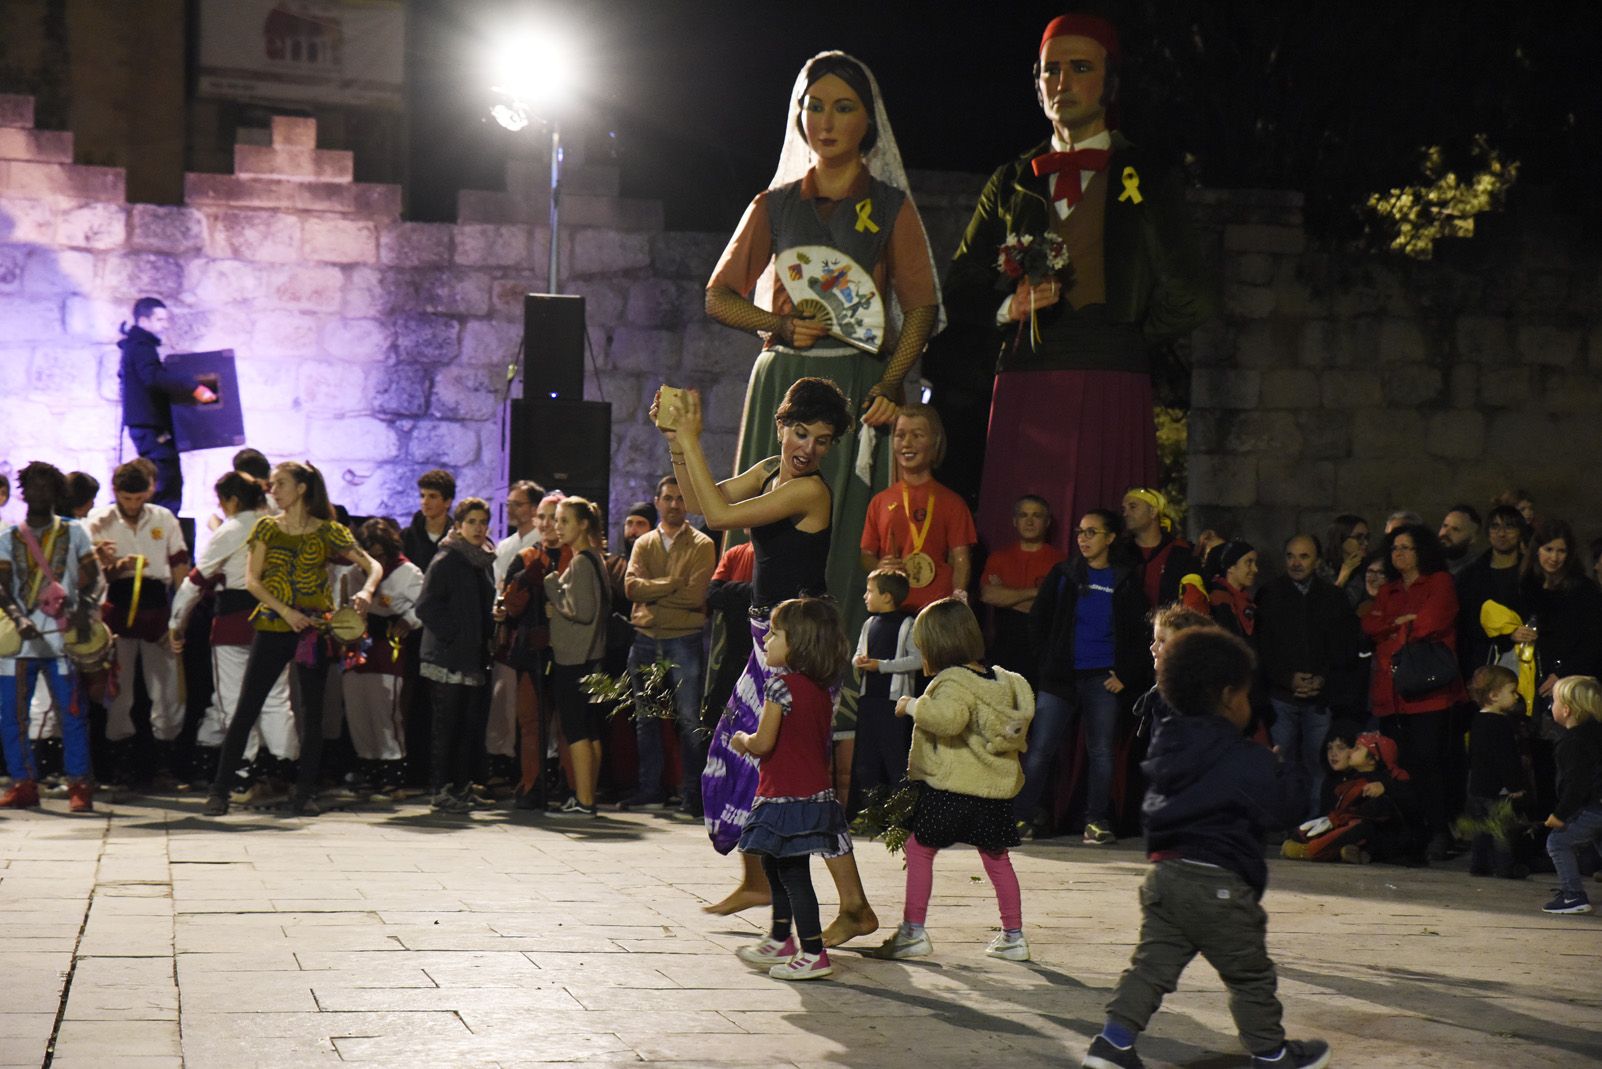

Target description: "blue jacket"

left=1141, top=713, right=1307, bottom=895
left=118, top=327, right=194, bottom=429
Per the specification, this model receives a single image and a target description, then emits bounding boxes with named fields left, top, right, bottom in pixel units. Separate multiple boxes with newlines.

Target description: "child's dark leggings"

left=762, top=854, right=823, bottom=954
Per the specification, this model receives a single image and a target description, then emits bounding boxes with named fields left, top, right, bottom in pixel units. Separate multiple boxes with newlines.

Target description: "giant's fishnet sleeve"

left=705, top=285, right=802, bottom=347
left=869, top=303, right=939, bottom=404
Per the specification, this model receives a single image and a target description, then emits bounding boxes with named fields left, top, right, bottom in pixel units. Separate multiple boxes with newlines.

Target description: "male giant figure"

left=941, top=14, right=1215, bottom=557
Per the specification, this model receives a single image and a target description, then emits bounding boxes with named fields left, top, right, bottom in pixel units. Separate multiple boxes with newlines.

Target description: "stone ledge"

left=0, top=159, right=126, bottom=201
left=0, top=127, right=73, bottom=163
left=0, top=95, right=34, bottom=128
left=234, top=144, right=355, bottom=183
left=184, top=173, right=401, bottom=218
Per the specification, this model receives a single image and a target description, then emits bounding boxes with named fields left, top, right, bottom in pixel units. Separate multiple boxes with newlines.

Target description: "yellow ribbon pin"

left=1118, top=166, right=1143, bottom=204
left=854, top=198, right=879, bottom=233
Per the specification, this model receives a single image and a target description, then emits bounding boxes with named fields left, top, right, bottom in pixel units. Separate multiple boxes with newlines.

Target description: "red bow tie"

left=1031, top=148, right=1111, bottom=205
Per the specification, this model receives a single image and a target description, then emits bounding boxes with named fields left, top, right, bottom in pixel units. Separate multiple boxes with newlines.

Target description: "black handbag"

left=1391, top=636, right=1457, bottom=699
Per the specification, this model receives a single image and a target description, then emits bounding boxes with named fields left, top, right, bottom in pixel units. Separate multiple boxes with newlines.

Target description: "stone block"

left=272, top=116, right=316, bottom=149
left=1191, top=368, right=1260, bottom=409
left=1223, top=412, right=1303, bottom=454
left=101, top=253, right=185, bottom=299
left=234, top=352, right=302, bottom=407
left=302, top=218, right=377, bottom=263
left=341, top=266, right=385, bottom=318
left=321, top=317, right=393, bottom=364
left=380, top=222, right=453, bottom=267
left=252, top=311, right=322, bottom=359
left=1185, top=410, right=1227, bottom=452
left=0, top=195, right=57, bottom=241
left=1455, top=315, right=1512, bottom=364
left=178, top=305, right=256, bottom=354
left=1223, top=224, right=1306, bottom=255
left=1259, top=368, right=1320, bottom=409
left=1319, top=370, right=1383, bottom=409
left=561, top=194, right=664, bottom=231
left=1478, top=365, right=1531, bottom=408
left=454, top=224, right=532, bottom=267
left=1187, top=454, right=1258, bottom=508
left=606, top=326, right=681, bottom=374
left=408, top=421, right=482, bottom=466
left=0, top=160, right=125, bottom=200
left=372, top=364, right=433, bottom=417
left=1224, top=284, right=1275, bottom=319
left=308, top=415, right=399, bottom=462
left=460, top=319, right=524, bottom=368
left=298, top=360, right=371, bottom=414
left=386, top=268, right=492, bottom=317
left=0, top=127, right=73, bottom=163
left=1257, top=458, right=1335, bottom=509
left=651, top=231, right=727, bottom=279
left=1423, top=410, right=1485, bottom=460
left=234, top=144, right=354, bottom=183
left=564, top=279, right=625, bottom=326
left=0, top=345, right=30, bottom=395
left=1376, top=317, right=1429, bottom=364
left=246, top=407, right=308, bottom=454
left=1539, top=372, right=1602, bottom=414
left=702, top=376, right=746, bottom=435
left=129, top=205, right=205, bottom=253
left=1515, top=323, right=1581, bottom=368
left=55, top=202, right=126, bottom=249
left=191, top=259, right=267, bottom=305
left=586, top=371, right=643, bottom=423
left=680, top=319, right=754, bottom=379
left=0, top=95, right=35, bottom=127
left=1381, top=365, right=1443, bottom=406
left=1294, top=410, right=1351, bottom=460
left=29, top=346, right=100, bottom=396
left=456, top=189, right=529, bottom=224
left=392, top=314, right=460, bottom=366
left=204, top=210, right=301, bottom=263
left=268, top=264, right=344, bottom=312
left=1187, top=320, right=1231, bottom=368
left=1447, top=364, right=1478, bottom=409
left=490, top=277, right=544, bottom=319
left=431, top=366, right=501, bottom=420
left=0, top=245, right=22, bottom=291
left=1351, top=408, right=1425, bottom=458
left=1270, top=258, right=1329, bottom=319
left=63, top=295, right=123, bottom=339
left=572, top=230, right=651, bottom=276
left=1234, top=321, right=1298, bottom=369
left=624, top=280, right=682, bottom=329
left=22, top=247, right=94, bottom=297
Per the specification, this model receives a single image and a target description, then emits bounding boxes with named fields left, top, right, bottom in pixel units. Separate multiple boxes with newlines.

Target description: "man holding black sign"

left=118, top=297, right=216, bottom=513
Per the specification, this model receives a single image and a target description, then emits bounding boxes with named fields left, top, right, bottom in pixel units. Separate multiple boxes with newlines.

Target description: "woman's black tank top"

left=750, top=470, right=831, bottom=612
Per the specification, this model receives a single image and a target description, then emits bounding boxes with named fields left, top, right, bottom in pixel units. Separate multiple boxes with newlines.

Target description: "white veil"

left=755, top=50, right=947, bottom=337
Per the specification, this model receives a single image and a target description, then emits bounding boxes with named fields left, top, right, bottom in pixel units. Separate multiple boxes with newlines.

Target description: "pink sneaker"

left=769, top=949, right=832, bottom=981
left=736, top=935, right=797, bottom=966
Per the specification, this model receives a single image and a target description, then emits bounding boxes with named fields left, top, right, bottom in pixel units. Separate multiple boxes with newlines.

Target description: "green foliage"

left=1155, top=405, right=1188, bottom=527
left=580, top=658, right=679, bottom=723
left=1363, top=135, right=1520, bottom=259
left=850, top=783, right=919, bottom=857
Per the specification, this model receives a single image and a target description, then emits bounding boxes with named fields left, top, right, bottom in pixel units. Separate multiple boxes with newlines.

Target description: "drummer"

left=0, top=462, right=101, bottom=812
left=169, top=472, right=299, bottom=804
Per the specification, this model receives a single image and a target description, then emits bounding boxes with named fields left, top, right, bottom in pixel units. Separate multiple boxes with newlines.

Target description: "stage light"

left=489, top=29, right=575, bottom=113
left=490, top=101, right=529, bottom=132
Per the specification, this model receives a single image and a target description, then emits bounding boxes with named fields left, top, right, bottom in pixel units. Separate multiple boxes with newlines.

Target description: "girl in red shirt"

left=729, top=597, right=852, bottom=981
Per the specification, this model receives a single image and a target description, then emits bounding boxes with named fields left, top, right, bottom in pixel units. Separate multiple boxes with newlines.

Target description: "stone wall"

left=0, top=98, right=746, bottom=531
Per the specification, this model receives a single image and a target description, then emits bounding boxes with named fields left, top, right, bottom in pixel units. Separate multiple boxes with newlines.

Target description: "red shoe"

left=68, top=782, right=94, bottom=813
left=0, top=780, right=40, bottom=808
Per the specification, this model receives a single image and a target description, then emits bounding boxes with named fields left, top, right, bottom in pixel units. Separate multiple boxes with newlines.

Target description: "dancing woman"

left=655, top=378, right=878, bottom=947
left=705, top=50, right=943, bottom=644
left=204, top=462, right=381, bottom=816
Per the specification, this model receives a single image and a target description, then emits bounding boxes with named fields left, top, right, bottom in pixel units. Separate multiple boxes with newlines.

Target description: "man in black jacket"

left=118, top=298, right=215, bottom=512
left=1256, top=534, right=1359, bottom=820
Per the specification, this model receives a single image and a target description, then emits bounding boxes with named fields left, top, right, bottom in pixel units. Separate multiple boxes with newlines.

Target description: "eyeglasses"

left=1349, top=532, right=1370, bottom=543
left=1074, top=528, right=1108, bottom=538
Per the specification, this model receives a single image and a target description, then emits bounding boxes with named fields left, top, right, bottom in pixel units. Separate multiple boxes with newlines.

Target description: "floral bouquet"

left=995, top=232, right=1069, bottom=349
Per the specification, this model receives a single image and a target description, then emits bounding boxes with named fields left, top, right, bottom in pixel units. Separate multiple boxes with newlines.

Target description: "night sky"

left=405, top=1, right=1602, bottom=240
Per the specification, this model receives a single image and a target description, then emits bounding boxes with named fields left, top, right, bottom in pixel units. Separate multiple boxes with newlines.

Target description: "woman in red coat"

left=1362, top=523, right=1465, bottom=859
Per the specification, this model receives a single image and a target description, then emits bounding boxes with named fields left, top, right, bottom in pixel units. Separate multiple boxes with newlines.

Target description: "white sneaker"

left=985, top=931, right=1030, bottom=961
left=873, top=924, right=933, bottom=960
left=736, top=935, right=796, bottom=966
left=769, top=949, right=832, bottom=981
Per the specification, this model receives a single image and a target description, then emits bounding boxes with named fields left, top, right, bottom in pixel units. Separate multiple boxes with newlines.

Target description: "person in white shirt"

left=88, top=459, right=190, bottom=785
left=486, top=480, right=544, bottom=785
left=342, top=517, right=424, bottom=799
left=169, top=472, right=298, bottom=803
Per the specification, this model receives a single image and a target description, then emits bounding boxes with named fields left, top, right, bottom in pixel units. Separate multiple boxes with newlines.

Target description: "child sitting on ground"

left=1281, top=725, right=1421, bottom=865
left=849, top=568, right=920, bottom=815
left=874, top=598, right=1035, bottom=963
left=1454, top=665, right=1530, bottom=879
left=1083, top=628, right=1329, bottom=1069
left=1541, top=675, right=1602, bottom=915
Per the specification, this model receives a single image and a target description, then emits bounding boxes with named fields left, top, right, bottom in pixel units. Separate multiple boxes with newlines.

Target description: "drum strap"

left=14, top=521, right=65, bottom=619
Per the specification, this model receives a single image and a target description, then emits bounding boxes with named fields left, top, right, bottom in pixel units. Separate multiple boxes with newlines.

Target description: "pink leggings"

left=903, top=833, right=1023, bottom=929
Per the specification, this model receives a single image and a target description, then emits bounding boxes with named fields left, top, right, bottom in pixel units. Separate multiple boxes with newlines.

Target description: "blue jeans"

left=1547, top=804, right=1602, bottom=897
left=629, top=632, right=706, bottom=807
left=1270, top=697, right=1331, bottom=821
left=1, top=659, right=91, bottom=780
left=1014, top=673, right=1120, bottom=825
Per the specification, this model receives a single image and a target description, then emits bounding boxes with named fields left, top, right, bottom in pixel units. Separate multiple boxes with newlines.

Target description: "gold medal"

left=904, top=551, right=935, bottom=589
left=899, top=484, right=937, bottom=589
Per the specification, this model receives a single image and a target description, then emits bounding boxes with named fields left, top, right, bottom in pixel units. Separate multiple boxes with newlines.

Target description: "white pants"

left=107, top=636, right=182, bottom=742
left=485, top=661, right=519, bottom=757
left=28, top=680, right=59, bottom=740
left=342, top=673, right=406, bottom=760
left=198, top=643, right=298, bottom=760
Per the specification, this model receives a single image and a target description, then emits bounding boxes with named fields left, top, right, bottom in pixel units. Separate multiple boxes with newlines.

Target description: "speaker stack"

left=502, top=294, right=612, bottom=526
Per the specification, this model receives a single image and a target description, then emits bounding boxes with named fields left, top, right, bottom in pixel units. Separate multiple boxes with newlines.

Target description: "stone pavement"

left=2, top=799, right=1600, bottom=1069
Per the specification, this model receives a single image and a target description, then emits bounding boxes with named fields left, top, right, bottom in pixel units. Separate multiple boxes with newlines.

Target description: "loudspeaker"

left=522, top=293, right=585, bottom=401
left=167, top=349, right=246, bottom=453
left=504, top=398, right=612, bottom=510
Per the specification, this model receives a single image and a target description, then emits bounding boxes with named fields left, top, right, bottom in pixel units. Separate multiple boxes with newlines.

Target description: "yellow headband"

left=1123, top=487, right=1172, bottom=531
